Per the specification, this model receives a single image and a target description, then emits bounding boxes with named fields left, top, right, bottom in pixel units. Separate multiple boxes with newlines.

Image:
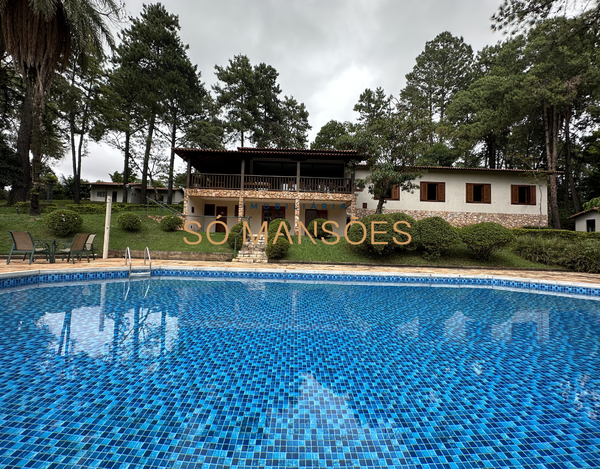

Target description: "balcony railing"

left=189, top=173, right=354, bottom=194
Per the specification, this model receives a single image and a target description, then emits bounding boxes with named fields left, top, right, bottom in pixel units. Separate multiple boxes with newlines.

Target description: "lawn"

left=0, top=210, right=562, bottom=269
left=283, top=236, right=561, bottom=269
left=0, top=212, right=231, bottom=256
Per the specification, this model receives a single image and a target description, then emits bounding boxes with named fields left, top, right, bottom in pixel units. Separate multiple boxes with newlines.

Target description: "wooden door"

left=216, top=206, right=228, bottom=232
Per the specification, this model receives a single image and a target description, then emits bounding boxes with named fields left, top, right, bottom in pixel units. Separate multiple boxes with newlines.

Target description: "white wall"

left=355, top=169, right=548, bottom=215
left=90, top=186, right=125, bottom=202
left=574, top=211, right=600, bottom=232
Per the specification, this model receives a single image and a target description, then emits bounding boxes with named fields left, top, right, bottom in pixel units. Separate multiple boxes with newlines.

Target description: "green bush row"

left=514, top=235, right=600, bottom=273
left=512, top=228, right=600, bottom=240
left=347, top=214, right=515, bottom=261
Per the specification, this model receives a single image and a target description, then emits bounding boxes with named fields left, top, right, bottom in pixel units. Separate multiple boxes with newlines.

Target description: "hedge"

left=460, top=222, right=515, bottom=261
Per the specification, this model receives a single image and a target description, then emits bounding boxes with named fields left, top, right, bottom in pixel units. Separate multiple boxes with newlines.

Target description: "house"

left=568, top=207, right=599, bottom=232
left=88, top=182, right=185, bottom=204
left=173, top=147, right=549, bottom=234
left=355, top=165, right=548, bottom=228
left=174, top=147, right=357, bottom=235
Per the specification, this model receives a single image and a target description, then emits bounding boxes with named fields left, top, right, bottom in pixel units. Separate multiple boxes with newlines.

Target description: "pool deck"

left=1, top=258, right=599, bottom=286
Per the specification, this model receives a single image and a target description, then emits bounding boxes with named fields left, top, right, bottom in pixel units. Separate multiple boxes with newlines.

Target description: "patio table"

left=36, top=239, right=69, bottom=263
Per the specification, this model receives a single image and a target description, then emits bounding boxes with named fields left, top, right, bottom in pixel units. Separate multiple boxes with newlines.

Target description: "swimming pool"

left=0, top=273, right=599, bottom=468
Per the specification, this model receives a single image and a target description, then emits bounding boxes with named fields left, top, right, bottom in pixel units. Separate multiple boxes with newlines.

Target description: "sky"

left=53, top=0, right=504, bottom=182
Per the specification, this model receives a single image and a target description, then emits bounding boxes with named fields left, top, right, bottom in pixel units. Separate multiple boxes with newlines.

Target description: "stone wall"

left=109, top=249, right=232, bottom=261
left=354, top=208, right=548, bottom=228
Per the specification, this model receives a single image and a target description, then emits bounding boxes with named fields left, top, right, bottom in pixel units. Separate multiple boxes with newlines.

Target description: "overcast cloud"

left=53, top=0, right=503, bottom=182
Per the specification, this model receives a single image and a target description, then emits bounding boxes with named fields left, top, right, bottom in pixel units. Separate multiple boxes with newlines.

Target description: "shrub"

left=556, top=240, right=600, bottom=273
left=460, top=222, right=515, bottom=261
left=228, top=222, right=245, bottom=248
left=42, top=204, right=57, bottom=213
left=414, top=217, right=459, bottom=260
left=307, top=218, right=332, bottom=240
left=346, top=213, right=417, bottom=256
left=160, top=215, right=183, bottom=231
left=512, top=228, right=581, bottom=241
left=513, top=235, right=570, bottom=265
left=66, top=203, right=105, bottom=214
left=14, top=201, right=29, bottom=212
left=266, top=219, right=291, bottom=259
left=44, top=210, right=83, bottom=236
left=117, top=212, right=142, bottom=231
left=386, top=212, right=417, bottom=251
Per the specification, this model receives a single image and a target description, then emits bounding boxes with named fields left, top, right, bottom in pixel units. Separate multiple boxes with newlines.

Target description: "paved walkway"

left=1, top=257, right=599, bottom=286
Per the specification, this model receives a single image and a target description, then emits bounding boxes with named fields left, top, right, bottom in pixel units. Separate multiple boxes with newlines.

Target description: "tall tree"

left=213, top=54, right=255, bottom=147
left=56, top=55, right=104, bottom=203
left=0, top=0, right=121, bottom=213
left=352, top=89, right=427, bottom=213
left=400, top=31, right=474, bottom=147
left=108, top=3, right=187, bottom=202
left=521, top=17, right=599, bottom=227
left=311, top=120, right=352, bottom=150
left=214, top=55, right=311, bottom=148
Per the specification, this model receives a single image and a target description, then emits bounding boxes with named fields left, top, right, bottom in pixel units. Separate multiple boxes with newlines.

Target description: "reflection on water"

left=0, top=278, right=599, bottom=467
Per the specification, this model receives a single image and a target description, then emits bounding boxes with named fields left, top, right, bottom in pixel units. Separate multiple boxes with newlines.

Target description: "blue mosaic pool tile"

left=1, top=277, right=599, bottom=468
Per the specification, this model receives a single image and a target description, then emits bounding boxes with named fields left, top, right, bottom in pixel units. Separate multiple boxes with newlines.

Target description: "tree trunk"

left=75, top=99, right=90, bottom=203
left=141, top=114, right=156, bottom=202
left=167, top=116, right=177, bottom=204
left=563, top=106, right=581, bottom=213
left=70, top=113, right=78, bottom=203
left=543, top=102, right=561, bottom=229
left=122, top=129, right=130, bottom=203
left=375, top=197, right=385, bottom=214
left=29, top=84, right=44, bottom=216
left=11, top=78, right=35, bottom=205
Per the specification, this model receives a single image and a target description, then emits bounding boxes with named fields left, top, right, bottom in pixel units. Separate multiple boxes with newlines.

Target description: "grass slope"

left=0, top=212, right=231, bottom=255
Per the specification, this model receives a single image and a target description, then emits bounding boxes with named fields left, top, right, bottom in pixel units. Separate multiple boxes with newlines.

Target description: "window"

left=466, top=183, right=491, bottom=203
left=96, top=191, right=105, bottom=198
left=420, top=182, right=445, bottom=202
left=204, top=204, right=215, bottom=216
left=374, top=185, right=400, bottom=200
left=511, top=185, right=536, bottom=205
left=587, top=219, right=596, bottom=232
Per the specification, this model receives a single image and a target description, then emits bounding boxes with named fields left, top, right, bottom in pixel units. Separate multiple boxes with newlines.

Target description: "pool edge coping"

left=1, top=265, right=599, bottom=298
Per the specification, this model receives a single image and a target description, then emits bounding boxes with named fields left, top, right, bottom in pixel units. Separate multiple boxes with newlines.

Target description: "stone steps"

left=232, top=233, right=268, bottom=263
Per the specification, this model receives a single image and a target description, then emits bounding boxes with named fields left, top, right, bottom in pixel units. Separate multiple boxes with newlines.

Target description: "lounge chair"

left=7, top=231, right=50, bottom=264
left=78, top=233, right=97, bottom=260
left=57, top=233, right=91, bottom=264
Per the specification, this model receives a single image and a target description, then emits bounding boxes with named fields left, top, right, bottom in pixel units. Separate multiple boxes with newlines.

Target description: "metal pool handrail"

left=125, top=246, right=132, bottom=275
left=143, top=247, right=152, bottom=272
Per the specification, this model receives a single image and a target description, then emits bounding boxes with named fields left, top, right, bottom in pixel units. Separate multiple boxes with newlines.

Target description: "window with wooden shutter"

left=420, top=182, right=445, bottom=202
left=511, top=185, right=536, bottom=205
left=391, top=185, right=400, bottom=200
left=437, top=182, right=445, bottom=202
left=420, top=182, right=427, bottom=201
left=466, top=183, right=491, bottom=203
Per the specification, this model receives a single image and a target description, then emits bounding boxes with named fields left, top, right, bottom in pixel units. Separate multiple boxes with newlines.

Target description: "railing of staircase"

left=233, top=216, right=252, bottom=258
left=146, top=197, right=182, bottom=217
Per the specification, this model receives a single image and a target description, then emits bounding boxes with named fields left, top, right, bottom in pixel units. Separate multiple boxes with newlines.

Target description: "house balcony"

left=189, top=173, right=354, bottom=194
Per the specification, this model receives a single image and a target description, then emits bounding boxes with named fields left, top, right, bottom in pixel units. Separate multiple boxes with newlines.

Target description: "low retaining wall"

left=354, top=209, right=548, bottom=229
left=108, top=250, right=232, bottom=261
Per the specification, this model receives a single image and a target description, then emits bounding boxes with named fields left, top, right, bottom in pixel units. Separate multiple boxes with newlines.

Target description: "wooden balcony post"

left=240, top=159, right=245, bottom=191
left=296, top=161, right=300, bottom=193
left=186, top=162, right=191, bottom=188
left=350, top=170, right=355, bottom=193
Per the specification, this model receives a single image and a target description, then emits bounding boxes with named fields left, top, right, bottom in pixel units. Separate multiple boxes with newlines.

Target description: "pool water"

left=0, top=278, right=599, bottom=468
